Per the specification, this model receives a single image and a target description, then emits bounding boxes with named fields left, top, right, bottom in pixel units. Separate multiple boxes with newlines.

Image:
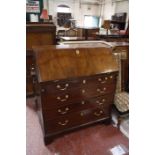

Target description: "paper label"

left=110, top=145, right=126, bottom=155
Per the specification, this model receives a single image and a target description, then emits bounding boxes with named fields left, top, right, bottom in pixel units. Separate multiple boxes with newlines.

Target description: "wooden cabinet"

left=26, top=23, right=56, bottom=48
left=77, top=27, right=99, bottom=40
left=111, top=43, right=129, bottom=92
left=33, top=45, right=118, bottom=144
left=26, top=23, right=56, bottom=97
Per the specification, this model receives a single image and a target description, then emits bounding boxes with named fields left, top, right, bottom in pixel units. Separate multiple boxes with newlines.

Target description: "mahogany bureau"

left=33, top=45, right=118, bottom=144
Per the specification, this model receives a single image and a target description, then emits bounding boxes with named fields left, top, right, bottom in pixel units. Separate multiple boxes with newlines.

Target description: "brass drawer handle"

left=81, top=101, right=85, bottom=105
left=80, top=112, right=84, bottom=116
left=98, top=78, right=106, bottom=84
left=76, top=49, right=80, bottom=55
left=96, top=99, right=105, bottom=105
left=97, top=88, right=106, bottom=94
left=94, top=110, right=104, bottom=116
left=41, top=88, right=45, bottom=92
left=82, top=80, right=86, bottom=84
left=82, top=89, right=85, bottom=93
left=58, top=120, right=69, bottom=126
left=105, top=77, right=108, bottom=80
left=58, top=107, right=69, bottom=114
left=56, top=83, right=69, bottom=91
left=57, top=95, right=69, bottom=102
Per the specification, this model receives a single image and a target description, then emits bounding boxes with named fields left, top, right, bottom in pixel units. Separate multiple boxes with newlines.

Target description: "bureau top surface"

left=106, top=41, right=129, bottom=47
left=33, top=45, right=118, bottom=82
left=26, top=23, right=55, bottom=27
left=33, top=43, right=110, bottom=50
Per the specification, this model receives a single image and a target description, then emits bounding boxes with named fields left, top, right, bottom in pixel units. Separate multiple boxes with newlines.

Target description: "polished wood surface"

left=26, top=23, right=56, bottom=97
left=77, top=27, right=99, bottom=40
left=43, top=94, right=113, bottom=119
left=34, top=42, right=110, bottom=49
left=109, top=42, right=129, bottom=92
left=34, top=45, right=118, bottom=144
left=44, top=108, right=110, bottom=135
left=36, top=72, right=118, bottom=144
left=53, top=40, right=129, bottom=92
left=33, top=45, right=118, bottom=82
left=26, top=23, right=56, bottom=49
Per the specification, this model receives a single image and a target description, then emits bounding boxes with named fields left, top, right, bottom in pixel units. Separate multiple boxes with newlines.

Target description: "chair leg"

left=117, top=116, right=122, bottom=130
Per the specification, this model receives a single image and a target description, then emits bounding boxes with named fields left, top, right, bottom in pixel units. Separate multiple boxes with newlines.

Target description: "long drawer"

left=40, top=72, right=117, bottom=94
left=41, top=83, right=116, bottom=108
left=44, top=107, right=110, bottom=135
left=42, top=94, right=114, bottom=120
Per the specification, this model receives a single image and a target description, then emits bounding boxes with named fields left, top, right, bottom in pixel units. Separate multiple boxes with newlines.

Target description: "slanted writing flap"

left=33, top=45, right=118, bottom=82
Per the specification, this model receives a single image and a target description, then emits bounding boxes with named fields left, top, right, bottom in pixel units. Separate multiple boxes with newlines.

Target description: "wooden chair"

left=113, top=92, right=129, bottom=129
left=65, top=28, right=78, bottom=37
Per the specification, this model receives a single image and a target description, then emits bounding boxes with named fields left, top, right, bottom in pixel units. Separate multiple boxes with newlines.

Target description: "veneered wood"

left=26, top=23, right=56, bottom=49
left=110, top=42, right=129, bottom=92
left=34, top=45, right=119, bottom=144
left=26, top=23, right=56, bottom=96
left=44, top=108, right=110, bottom=135
left=33, top=45, right=118, bottom=82
left=42, top=95, right=113, bottom=120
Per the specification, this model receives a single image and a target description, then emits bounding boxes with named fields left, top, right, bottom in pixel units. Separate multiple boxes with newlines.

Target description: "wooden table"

left=96, top=33, right=129, bottom=42
left=76, top=27, right=99, bottom=40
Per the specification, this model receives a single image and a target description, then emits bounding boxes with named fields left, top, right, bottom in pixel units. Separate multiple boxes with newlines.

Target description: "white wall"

left=78, top=4, right=101, bottom=26
left=48, top=0, right=76, bottom=26
left=115, top=0, right=129, bottom=28
left=101, top=0, right=116, bottom=20
left=47, top=0, right=101, bottom=26
left=101, top=0, right=129, bottom=28
left=46, top=0, right=128, bottom=28
left=43, top=0, right=48, bottom=9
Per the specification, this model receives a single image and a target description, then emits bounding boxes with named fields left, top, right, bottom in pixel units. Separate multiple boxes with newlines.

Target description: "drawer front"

left=41, top=83, right=116, bottom=109
left=44, top=107, right=110, bottom=135
left=42, top=94, right=114, bottom=120
left=40, top=72, right=117, bottom=94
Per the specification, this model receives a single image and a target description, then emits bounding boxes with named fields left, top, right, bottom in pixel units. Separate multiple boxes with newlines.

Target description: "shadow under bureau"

left=33, top=45, right=119, bottom=144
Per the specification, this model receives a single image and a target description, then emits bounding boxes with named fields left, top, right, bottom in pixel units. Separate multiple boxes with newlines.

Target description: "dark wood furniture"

left=96, top=33, right=129, bottom=42
left=110, top=20, right=126, bottom=30
left=26, top=23, right=56, bottom=48
left=111, top=12, right=127, bottom=30
left=107, top=42, right=129, bottom=92
left=26, top=23, right=56, bottom=97
left=33, top=44, right=118, bottom=144
left=56, top=40, right=129, bottom=92
left=76, top=27, right=99, bottom=40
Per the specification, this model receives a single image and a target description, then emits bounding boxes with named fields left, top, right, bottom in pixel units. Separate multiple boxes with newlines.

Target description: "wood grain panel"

left=44, top=108, right=109, bottom=135
left=33, top=46, right=118, bottom=82
left=26, top=23, right=56, bottom=96
left=42, top=94, right=114, bottom=120
left=41, top=83, right=116, bottom=107
left=39, top=72, right=117, bottom=95
left=34, top=45, right=119, bottom=144
left=27, top=33, right=55, bottom=49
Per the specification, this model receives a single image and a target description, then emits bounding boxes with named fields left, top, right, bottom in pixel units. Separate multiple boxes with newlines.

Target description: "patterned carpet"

left=26, top=98, right=128, bottom=155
